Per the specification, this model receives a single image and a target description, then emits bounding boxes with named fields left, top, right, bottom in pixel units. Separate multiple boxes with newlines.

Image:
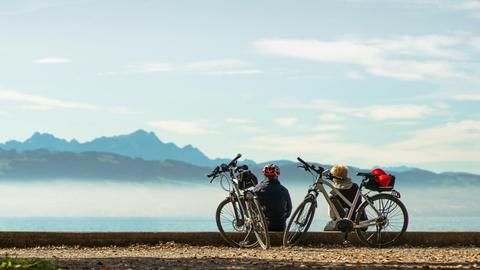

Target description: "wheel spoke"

left=216, top=198, right=258, bottom=248
left=355, top=194, right=408, bottom=248
left=283, top=199, right=315, bottom=247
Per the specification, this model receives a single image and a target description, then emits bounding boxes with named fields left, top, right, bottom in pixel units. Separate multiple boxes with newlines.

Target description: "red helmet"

left=263, top=164, right=280, bottom=176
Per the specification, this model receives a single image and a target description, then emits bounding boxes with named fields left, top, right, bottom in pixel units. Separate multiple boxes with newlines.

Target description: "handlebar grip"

left=297, top=157, right=308, bottom=166
left=228, top=153, right=242, bottom=167
left=207, top=173, right=215, bottom=178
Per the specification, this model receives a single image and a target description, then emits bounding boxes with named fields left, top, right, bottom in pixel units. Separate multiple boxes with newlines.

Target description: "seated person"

left=253, top=164, right=292, bottom=231
left=325, top=164, right=364, bottom=231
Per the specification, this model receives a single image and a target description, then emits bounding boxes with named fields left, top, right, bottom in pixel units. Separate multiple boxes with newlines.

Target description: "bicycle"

left=207, top=153, right=270, bottom=249
left=283, top=157, right=408, bottom=248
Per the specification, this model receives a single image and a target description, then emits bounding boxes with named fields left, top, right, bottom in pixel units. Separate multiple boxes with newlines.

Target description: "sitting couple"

left=254, top=163, right=362, bottom=232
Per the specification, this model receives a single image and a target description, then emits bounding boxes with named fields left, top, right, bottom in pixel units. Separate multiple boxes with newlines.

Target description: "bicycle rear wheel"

left=216, top=197, right=258, bottom=248
left=245, top=192, right=270, bottom=250
left=355, top=193, right=408, bottom=248
left=283, top=197, right=316, bottom=247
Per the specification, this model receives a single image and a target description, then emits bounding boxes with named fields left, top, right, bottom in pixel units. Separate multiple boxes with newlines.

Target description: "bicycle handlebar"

left=207, top=153, right=244, bottom=182
left=228, top=153, right=242, bottom=167
left=297, top=157, right=325, bottom=174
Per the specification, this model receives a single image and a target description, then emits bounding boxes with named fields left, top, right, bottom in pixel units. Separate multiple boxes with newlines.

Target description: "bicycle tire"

left=215, top=197, right=258, bottom=248
left=283, top=197, right=316, bottom=247
left=245, top=192, right=270, bottom=250
left=355, top=193, right=408, bottom=248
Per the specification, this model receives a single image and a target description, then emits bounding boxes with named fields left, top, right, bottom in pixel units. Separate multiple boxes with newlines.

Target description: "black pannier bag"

left=365, top=174, right=395, bottom=192
left=236, top=170, right=258, bottom=190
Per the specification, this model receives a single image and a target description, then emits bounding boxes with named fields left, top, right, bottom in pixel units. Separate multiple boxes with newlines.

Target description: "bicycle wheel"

left=283, top=197, right=316, bottom=247
left=216, top=197, right=258, bottom=248
left=355, top=193, right=408, bottom=248
left=245, top=193, right=270, bottom=250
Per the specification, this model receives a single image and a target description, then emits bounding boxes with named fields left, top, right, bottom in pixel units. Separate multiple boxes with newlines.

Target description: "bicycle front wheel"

left=283, top=197, right=316, bottom=247
left=245, top=192, right=270, bottom=250
left=355, top=193, right=408, bottom=248
left=216, top=197, right=258, bottom=248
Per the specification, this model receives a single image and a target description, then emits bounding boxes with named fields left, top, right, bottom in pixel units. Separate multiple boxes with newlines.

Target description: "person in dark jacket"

left=252, top=164, right=292, bottom=232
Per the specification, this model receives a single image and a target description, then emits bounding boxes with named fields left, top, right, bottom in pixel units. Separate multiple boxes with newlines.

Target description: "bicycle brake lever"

left=209, top=175, right=216, bottom=183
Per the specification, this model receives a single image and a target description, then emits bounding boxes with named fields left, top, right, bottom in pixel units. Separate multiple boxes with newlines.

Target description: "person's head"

left=263, top=164, right=280, bottom=179
left=331, top=164, right=351, bottom=185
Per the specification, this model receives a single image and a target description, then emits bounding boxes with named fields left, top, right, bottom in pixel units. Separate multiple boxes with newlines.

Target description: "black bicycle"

left=207, top=153, right=270, bottom=249
left=283, top=157, right=408, bottom=248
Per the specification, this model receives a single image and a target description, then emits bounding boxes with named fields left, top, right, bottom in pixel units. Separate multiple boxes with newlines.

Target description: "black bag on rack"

left=365, top=174, right=396, bottom=192
left=236, top=170, right=258, bottom=190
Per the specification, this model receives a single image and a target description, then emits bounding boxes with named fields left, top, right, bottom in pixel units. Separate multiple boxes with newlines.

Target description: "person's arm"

left=286, top=190, right=293, bottom=218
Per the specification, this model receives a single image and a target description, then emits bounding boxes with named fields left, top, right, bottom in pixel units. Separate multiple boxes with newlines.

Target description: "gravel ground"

left=2, top=242, right=479, bottom=269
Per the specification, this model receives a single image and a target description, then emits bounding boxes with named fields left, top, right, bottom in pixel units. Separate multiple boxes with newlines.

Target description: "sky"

left=1, top=0, right=480, bottom=174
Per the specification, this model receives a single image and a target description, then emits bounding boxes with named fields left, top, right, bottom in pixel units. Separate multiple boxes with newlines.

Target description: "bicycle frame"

left=308, top=175, right=382, bottom=230
left=218, top=166, right=261, bottom=245
left=286, top=157, right=408, bottom=248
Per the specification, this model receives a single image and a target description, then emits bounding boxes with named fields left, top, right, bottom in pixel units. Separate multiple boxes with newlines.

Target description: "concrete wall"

left=0, top=231, right=478, bottom=248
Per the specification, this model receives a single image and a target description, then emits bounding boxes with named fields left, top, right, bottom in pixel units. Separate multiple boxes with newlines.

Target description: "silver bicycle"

left=207, top=153, right=270, bottom=249
left=283, top=157, right=408, bottom=248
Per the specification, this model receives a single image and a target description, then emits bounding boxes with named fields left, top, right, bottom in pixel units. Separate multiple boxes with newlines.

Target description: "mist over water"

left=0, top=180, right=476, bottom=218
left=0, top=178, right=477, bottom=232
left=0, top=180, right=226, bottom=217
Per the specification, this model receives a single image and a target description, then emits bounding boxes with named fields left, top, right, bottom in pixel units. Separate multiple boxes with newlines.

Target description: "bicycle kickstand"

left=342, top=232, right=350, bottom=245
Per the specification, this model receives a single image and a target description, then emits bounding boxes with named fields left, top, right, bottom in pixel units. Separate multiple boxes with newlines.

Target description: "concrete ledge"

left=0, top=231, right=478, bottom=248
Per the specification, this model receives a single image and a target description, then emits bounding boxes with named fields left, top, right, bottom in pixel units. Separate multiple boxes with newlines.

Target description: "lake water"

left=0, top=216, right=477, bottom=232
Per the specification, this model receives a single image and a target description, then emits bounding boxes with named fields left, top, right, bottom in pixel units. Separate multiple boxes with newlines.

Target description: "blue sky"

left=1, top=0, right=480, bottom=174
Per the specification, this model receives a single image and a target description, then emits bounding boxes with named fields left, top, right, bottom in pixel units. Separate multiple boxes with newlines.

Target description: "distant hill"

left=0, top=148, right=211, bottom=185
left=0, top=130, right=256, bottom=167
left=1, top=148, right=478, bottom=190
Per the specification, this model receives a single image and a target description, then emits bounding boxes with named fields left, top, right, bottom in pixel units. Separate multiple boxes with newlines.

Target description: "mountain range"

left=0, top=130, right=257, bottom=167
left=0, top=130, right=479, bottom=189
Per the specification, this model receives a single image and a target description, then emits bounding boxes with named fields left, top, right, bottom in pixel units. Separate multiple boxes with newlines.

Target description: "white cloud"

left=370, top=35, right=464, bottom=59
left=0, top=90, right=97, bottom=110
left=255, top=39, right=384, bottom=66
left=271, top=98, right=336, bottom=110
left=470, top=37, right=480, bottom=50
left=237, top=125, right=268, bottom=133
left=319, top=113, right=345, bottom=122
left=367, top=67, right=423, bottom=81
left=340, top=104, right=440, bottom=120
left=273, top=98, right=443, bottom=121
left=392, top=121, right=420, bottom=125
left=274, top=117, right=298, bottom=127
left=225, top=118, right=255, bottom=124
left=346, top=71, right=362, bottom=80
left=127, top=62, right=173, bottom=73
left=125, top=59, right=262, bottom=75
left=184, top=59, right=245, bottom=70
left=453, top=95, right=480, bottom=100
left=311, top=124, right=346, bottom=131
left=18, top=106, right=53, bottom=110
left=147, top=120, right=215, bottom=134
left=199, top=70, right=263, bottom=75
left=385, top=120, right=480, bottom=162
left=31, top=58, right=72, bottom=64
left=97, top=72, right=116, bottom=76
left=242, top=120, right=480, bottom=167
left=241, top=134, right=339, bottom=153
left=110, top=107, right=145, bottom=114
left=254, top=35, right=474, bottom=81
left=434, top=102, right=450, bottom=109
